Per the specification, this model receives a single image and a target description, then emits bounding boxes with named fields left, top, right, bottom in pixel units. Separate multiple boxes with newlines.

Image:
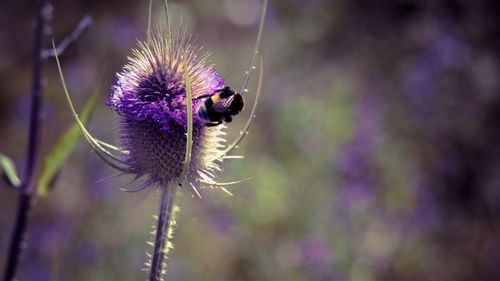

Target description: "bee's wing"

left=212, top=96, right=235, bottom=113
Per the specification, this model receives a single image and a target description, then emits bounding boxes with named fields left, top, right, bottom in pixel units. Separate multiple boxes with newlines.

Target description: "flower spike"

left=52, top=40, right=130, bottom=172
left=180, top=55, right=193, bottom=185
left=238, top=0, right=268, bottom=95
left=213, top=57, right=264, bottom=161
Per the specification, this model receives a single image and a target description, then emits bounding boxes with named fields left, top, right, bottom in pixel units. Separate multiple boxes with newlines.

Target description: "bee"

left=196, top=87, right=244, bottom=126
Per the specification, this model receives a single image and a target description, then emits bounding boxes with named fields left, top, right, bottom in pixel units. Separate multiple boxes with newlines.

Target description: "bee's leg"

left=224, top=116, right=232, bottom=123
left=214, top=87, right=229, bottom=93
left=205, top=122, right=220, bottom=127
left=195, top=93, right=212, bottom=100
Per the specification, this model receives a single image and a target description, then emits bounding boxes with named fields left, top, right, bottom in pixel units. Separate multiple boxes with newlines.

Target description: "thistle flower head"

left=107, top=30, right=226, bottom=186
left=53, top=1, right=266, bottom=279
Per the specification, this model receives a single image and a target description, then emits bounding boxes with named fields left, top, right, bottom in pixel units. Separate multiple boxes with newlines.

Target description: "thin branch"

left=42, top=15, right=92, bottom=59
left=0, top=15, right=92, bottom=76
left=212, top=57, right=264, bottom=161
left=238, top=0, right=268, bottom=95
left=3, top=0, right=47, bottom=279
left=53, top=41, right=131, bottom=171
left=164, top=0, right=173, bottom=51
left=147, top=0, right=152, bottom=42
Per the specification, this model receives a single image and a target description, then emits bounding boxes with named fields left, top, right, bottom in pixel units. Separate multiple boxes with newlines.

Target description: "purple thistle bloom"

left=52, top=0, right=266, bottom=278
left=106, top=30, right=228, bottom=187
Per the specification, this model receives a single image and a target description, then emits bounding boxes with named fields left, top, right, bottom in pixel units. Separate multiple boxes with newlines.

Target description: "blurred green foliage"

left=37, top=68, right=103, bottom=196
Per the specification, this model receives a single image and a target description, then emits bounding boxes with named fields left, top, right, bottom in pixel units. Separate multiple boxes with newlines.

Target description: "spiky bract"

left=107, top=29, right=226, bottom=186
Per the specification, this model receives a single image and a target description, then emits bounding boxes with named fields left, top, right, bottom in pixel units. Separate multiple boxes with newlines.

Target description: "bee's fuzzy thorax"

left=107, top=30, right=227, bottom=186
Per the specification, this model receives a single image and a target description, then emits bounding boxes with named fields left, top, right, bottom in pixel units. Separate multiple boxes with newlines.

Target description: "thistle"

left=107, top=30, right=227, bottom=191
left=53, top=0, right=267, bottom=280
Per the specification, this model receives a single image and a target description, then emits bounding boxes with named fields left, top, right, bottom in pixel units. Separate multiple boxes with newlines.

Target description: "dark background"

left=1, top=0, right=500, bottom=280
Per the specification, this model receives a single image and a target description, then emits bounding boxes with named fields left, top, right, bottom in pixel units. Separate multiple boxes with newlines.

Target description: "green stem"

left=181, top=56, right=193, bottom=182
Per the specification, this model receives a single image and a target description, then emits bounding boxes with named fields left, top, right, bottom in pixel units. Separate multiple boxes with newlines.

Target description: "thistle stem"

left=149, top=183, right=178, bottom=281
left=3, top=0, right=47, bottom=279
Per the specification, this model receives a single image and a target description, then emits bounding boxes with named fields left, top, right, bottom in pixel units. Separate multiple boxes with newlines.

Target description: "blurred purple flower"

left=404, top=23, right=471, bottom=112
left=334, top=95, right=384, bottom=211
left=301, top=236, right=330, bottom=266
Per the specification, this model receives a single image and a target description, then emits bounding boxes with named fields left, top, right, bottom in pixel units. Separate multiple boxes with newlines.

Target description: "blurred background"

left=1, top=0, right=500, bottom=280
